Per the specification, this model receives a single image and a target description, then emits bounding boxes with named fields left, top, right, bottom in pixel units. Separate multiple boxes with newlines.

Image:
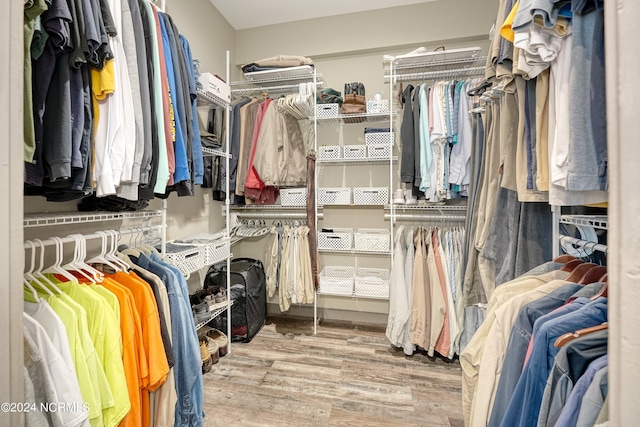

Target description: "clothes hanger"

left=553, top=254, right=577, bottom=263
left=105, top=230, right=130, bottom=271
left=32, top=238, right=64, bottom=295
left=43, top=236, right=79, bottom=283
left=560, top=259, right=585, bottom=272
left=87, top=231, right=123, bottom=272
left=23, top=240, right=41, bottom=302
left=577, top=265, right=607, bottom=285
left=564, top=262, right=598, bottom=283
left=554, top=323, right=608, bottom=348
left=61, top=234, right=98, bottom=283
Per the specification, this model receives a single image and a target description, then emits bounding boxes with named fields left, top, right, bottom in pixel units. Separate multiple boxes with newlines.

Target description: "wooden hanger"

left=578, top=265, right=607, bottom=285
left=560, top=259, right=585, bottom=272
left=590, top=274, right=609, bottom=300
left=564, top=262, right=597, bottom=281
left=554, top=323, right=608, bottom=348
left=553, top=254, right=577, bottom=263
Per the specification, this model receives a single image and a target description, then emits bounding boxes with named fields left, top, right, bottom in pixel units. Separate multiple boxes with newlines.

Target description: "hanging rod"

left=23, top=225, right=161, bottom=250
left=559, top=235, right=608, bottom=254
left=384, top=213, right=466, bottom=222
left=234, top=212, right=322, bottom=220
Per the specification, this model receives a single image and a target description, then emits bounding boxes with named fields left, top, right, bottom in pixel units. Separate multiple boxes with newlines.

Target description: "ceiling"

left=210, top=0, right=437, bottom=30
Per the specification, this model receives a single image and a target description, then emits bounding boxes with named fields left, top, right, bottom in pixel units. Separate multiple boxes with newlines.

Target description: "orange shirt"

left=100, top=278, right=144, bottom=427
left=106, top=271, right=170, bottom=427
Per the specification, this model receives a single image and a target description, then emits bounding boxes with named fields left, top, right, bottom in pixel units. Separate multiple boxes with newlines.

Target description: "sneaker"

left=202, top=327, right=229, bottom=357
left=404, top=190, right=418, bottom=205
left=393, top=189, right=405, bottom=204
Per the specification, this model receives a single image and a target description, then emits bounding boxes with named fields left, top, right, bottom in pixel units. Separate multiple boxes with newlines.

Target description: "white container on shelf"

left=317, top=228, right=353, bottom=251
left=366, top=99, right=390, bottom=114
left=365, top=131, right=394, bottom=145
left=319, top=266, right=355, bottom=296
left=318, top=145, right=341, bottom=161
left=354, top=228, right=390, bottom=252
left=352, top=187, right=389, bottom=205
left=342, top=145, right=367, bottom=160
left=354, top=268, right=390, bottom=298
left=198, top=72, right=230, bottom=102
left=318, top=187, right=351, bottom=205
left=316, top=103, right=339, bottom=118
left=367, top=144, right=392, bottom=159
left=280, top=187, right=307, bottom=206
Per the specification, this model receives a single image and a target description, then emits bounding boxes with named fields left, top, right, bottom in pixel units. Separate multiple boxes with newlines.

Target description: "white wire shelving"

left=201, top=147, right=231, bottom=158
left=313, top=112, right=393, bottom=126
left=384, top=47, right=487, bottom=82
left=559, top=215, right=608, bottom=230
left=23, top=210, right=163, bottom=228
left=317, top=248, right=391, bottom=256
left=230, top=70, right=325, bottom=96
left=195, top=301, right=234, bottom=331
left=317, top=156, right=397, bottom=166
left=196, top=89, right=230, bottom=109
left=316, top=292, right=389, bottom=300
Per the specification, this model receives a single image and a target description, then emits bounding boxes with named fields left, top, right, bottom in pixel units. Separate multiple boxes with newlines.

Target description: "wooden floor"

left=202, top=316, right=464, bottom=427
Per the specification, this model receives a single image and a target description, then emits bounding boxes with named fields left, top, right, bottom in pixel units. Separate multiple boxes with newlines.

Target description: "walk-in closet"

left=4, top=0, right=640, bottom=426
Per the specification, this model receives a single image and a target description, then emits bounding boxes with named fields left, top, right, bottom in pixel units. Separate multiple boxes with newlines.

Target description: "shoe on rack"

left=393, top=189, right=405, bottom=204
left=404, top=190, right=418, bottom=205
left=202, top=327, right=229, bottom=357
left=200, top=338, right=214, bottom=374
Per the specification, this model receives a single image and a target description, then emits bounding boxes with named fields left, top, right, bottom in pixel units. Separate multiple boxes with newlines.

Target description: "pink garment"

left=433, top=229, right=452, bottom=357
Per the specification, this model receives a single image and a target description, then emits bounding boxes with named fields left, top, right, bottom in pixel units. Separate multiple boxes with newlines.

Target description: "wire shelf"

left=317, top=156, right=397, bottom=166
left=559, top=215, right=608, bottom=230
left=384, top=55, right=488, bottom=82
left=316, top=291, right=389, bottom=300
left=313, top=112, right=394, bottom=126
left=201, top=147, right=231, bottom=158
left=195, top=300, right=234, bottom=331
left=385, top=204, right=468, bottom=211
left=317, top=248, right=392, bottom=256
left=23, top=210, right=162, bottom=228
left=229, top=205, right=307, bottom=210
left=196, top=89, right=230, bottom=108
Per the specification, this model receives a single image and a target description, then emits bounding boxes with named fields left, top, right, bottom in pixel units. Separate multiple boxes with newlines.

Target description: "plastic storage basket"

left=342, top=145, right=367, bottom=160
left=317, top=228, right=353, bottom=251
left=367, top=144, right=392, bottom=159
left=318, top=145, right=341, bottom=161
left=316, top=103, right=339, bottom=118
left=354, top=268, right=390, bottom=298
left=365, top=131, right=394, bottom=145
left=318, top=187, right=351, bottom=205
left=352, top=187, right=389, bottom=205
left=354, top=229, right=390, bottom=252
left=163, top=245, right=206, bottom=276
left=366, top=100, right=390, bottom=114
left=319, top=266, right=355, bottom=296
left=280, top=187, right=307, bottom=206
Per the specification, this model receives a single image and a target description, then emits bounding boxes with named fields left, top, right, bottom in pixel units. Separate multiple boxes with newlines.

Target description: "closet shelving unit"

left=555, top=214, right=609, bottom=256
left=383, top=47, right=486, bottom=240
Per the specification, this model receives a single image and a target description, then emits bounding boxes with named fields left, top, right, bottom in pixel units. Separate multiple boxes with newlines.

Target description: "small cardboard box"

left=198, top=72, right=230, bottom=103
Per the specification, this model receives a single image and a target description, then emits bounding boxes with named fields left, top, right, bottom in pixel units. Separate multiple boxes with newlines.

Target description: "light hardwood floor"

left=202, top=316, right=464, bottom=427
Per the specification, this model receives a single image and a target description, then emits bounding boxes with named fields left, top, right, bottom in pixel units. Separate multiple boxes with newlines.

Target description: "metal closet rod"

left=559, top=235, right=608, bottom=254
left=384, top=213, right=466, bottom=221
left=234, top=212, right=322, bottom=220
left=23, top=225, right=161, bottom=250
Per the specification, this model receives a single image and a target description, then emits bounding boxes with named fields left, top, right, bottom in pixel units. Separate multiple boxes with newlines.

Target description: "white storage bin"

left=280, top=187, right=307, bottom=206
left=352, top=187, right=389, bottom=205
left=318, top=228, right=353, bottom=251
left=354, top=268, right=390, bottom=298
left=366, top=100, right=390, bottom=114
left=163, top=246, right=206, bottom=276
left=316, top=103, right=339, bottom=118
left=365, top=131, right=394, bottom=145
left=318, top=145, right=341, bottom=161
left=342, top=145, right=367, bottom=160
left=319, top=266, right=355, bottom=296
left=318, top=187, right=351, bottom=205
left=367, top=144, right=392, bottom=159
left=354, top=229, right=390, bottom=252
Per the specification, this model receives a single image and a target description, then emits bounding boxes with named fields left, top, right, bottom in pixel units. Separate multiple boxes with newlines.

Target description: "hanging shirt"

left=23, top=313, right=89, bottom=427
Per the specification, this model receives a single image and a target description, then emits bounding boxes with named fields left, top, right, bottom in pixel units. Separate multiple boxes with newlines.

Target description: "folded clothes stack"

left=241, top=54, right=314, bottom=73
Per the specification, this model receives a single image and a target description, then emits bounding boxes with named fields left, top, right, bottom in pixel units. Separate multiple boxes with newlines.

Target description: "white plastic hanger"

left=23, top=240, right=41, bottom=302
left=44, top=237, right=78, bottom=283
left=105, top=230, right=130, bottom=271
left=32, top=238, right=63, bottom=296
left=75, top=234, right=105, bottom=282
left=87, top=231, right=122, bottom=272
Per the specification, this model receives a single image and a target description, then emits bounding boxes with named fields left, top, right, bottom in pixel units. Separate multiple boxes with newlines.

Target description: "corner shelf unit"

left=312, top=112, right=393, bottom=126
left=23, top=210, right=163, bottom=228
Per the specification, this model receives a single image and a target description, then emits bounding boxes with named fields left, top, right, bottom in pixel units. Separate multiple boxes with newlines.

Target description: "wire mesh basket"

left=318, top=187, right=351, bottom=205
left=354, top=268, right=390, bottom=298
left=354, top=229, right=390, bottom=252
left=318, top=145, right=341, bottom=160
left=318, top=228, right=353, bottom=251
left=319, top=266, right=355, bottom=295
left=280, top=187, right=307, bottom=206
left=352, top=187, right=389, bottom=205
